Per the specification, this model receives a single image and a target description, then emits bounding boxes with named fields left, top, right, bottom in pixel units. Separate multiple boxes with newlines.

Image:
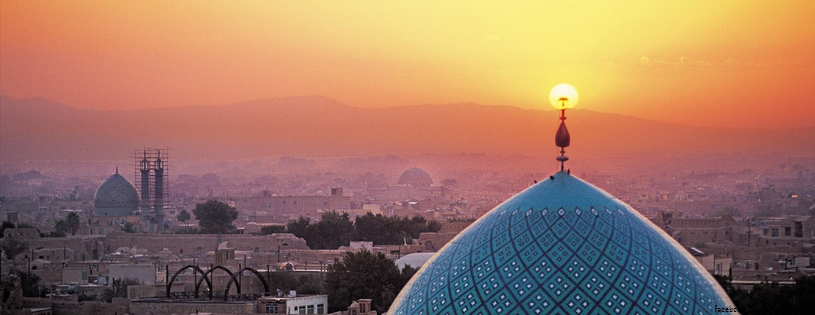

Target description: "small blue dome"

left=94, top=172, right=140, bottom=216
left=390, top=171, right=732, bottom=315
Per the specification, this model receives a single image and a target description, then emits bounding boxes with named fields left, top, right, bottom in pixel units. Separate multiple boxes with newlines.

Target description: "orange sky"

left=2, top=0, right=814, bottom=129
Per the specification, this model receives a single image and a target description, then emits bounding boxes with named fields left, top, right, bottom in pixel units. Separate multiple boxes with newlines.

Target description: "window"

left=265, top=303, right=278, bottom=314
left=299, top=305, right=306, bottom=314
left=317, top=304, right=324, bottom=314
left=772, top=228, right=778, bottom=237
left=785, top=227, right=791, bottom=236
left=307, top=305, right=314, bottom=314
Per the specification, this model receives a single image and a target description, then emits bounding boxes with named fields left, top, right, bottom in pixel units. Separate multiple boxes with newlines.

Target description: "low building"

left=257, top=294, right=328, bottom=314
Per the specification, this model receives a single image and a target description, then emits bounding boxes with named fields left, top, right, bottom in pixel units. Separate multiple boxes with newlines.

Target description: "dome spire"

left=549, top=84, right=578, bottom=172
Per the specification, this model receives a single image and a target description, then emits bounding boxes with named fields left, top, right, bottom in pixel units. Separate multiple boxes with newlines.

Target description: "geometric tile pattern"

left=94, top=173, right=140, bottom=216
left=390, top=172, right=732, bottom=315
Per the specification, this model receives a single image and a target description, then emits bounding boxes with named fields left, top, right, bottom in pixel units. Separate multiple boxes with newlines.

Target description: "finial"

left=549, top=84, right=578, bottom=172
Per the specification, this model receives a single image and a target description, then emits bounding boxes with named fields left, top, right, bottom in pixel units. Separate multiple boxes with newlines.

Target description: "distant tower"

left=154, top=150, right=165, bottom=229
left=140, top=150, right=151, bottom=210
left=135, top=148, right=169, bottom=231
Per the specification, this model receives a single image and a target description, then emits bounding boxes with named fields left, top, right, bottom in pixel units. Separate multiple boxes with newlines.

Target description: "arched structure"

left=167, top=265, right=272, bottom=300
left=166, top=265, right=211, bottom=298
left=224, top=267, right=270, bottom=296
left=195, top=266, right=241, bottom=300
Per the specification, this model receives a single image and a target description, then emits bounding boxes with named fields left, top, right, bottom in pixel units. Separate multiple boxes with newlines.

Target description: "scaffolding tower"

left=134, top=148, right=170, bottom=231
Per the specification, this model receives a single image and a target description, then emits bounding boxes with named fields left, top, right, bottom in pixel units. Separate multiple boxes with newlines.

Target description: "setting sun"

left=549, top=84, right=579, bottom=110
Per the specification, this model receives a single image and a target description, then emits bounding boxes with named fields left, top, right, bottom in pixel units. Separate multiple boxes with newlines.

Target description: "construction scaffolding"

left=134, top=148, right=170, bottom=230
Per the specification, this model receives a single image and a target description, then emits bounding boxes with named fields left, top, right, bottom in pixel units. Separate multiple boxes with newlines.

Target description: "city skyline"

left=2, top=0, right=814, bottom=131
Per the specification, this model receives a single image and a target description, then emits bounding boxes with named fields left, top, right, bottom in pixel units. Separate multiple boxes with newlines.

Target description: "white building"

left=257, top=293, right=328, bottom=314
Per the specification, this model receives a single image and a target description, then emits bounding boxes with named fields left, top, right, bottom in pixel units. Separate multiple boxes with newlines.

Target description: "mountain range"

left=2, top=95, right=813, bottom=161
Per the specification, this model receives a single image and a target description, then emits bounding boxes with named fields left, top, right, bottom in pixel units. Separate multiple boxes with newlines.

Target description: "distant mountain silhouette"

left=1, top=95, right=813, bottom=161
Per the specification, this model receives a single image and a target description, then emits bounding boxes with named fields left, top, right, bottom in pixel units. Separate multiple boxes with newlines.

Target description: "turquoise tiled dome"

left=390, top=171, right=732, bottom=315
left=94, top=173, right=140, bottom=216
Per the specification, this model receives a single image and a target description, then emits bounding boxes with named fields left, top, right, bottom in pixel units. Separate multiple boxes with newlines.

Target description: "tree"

left=286, top=217, right=312, bottom=241
left=259, top=225, right=286, bottom=235
left=12, top=271, right=42, bottom=297
left=1, top=220, right=15, bottom=237
left=256, top=271, right=324, bottom=295
left=54, top=219, right=69, bottom=236
left=287, top=211, right=354, bottom=249
left=324, top=251, right=411, bottom=313
left=714, top=274, right=815, bottom=315
left=352, top=214, right=442, bottom=245
left=314, top=211, right=354, bottom=249
left=1, top=236, right=29, bottom=260
left=192, top=200, right=239, bottom=234
left=177, top=209, right=191, bottom=222
left=101, top=278, right=140, bottom=302
left=65, top=212, right=80, bottom=235
left=121, top=222, right=137, bottom=233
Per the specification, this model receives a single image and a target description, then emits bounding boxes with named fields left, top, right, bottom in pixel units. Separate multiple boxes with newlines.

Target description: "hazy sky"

left=2, top=1, right=814, bottom=128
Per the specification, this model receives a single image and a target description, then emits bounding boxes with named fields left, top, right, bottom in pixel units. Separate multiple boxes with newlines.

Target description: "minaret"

left=154, top=150, right=165, bottom=231
left=140, top=150, right=151, bottom=210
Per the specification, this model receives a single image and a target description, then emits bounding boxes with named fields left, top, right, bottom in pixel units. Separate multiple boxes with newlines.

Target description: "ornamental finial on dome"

left=549, top=84, right=578, bottom=172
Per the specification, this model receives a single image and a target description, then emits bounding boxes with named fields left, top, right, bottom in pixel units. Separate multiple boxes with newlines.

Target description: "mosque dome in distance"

left=398, top=167, right=433, bottom=186
left=94, top=171, right=140, bottom=216
left=390, top=171, right=732, bottom=315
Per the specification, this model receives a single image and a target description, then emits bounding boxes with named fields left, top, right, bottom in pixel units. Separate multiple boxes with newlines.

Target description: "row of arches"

left=166, top=265, right=269, bottom=300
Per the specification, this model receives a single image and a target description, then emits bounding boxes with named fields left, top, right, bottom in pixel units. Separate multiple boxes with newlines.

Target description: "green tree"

left=259, top=225, right=286, bottom=235
left=314, top=211, right=354, bottom=249
left=177, top=209, right=191, bottom=222
left=192, top=200, right=239, bottom=234
left=286, top=217, right=312, bottom=241
left=287, top=211, right=355, bottom=249
left=101, top=278, right=140, bottom=302
left=256, top=271, right=324, bottom=295
left=352, top=214, right=442, bottom=245
left=1, top=236, right=29, bottom=260
left=715, top=274, right=815, bottom=315
left=121, top=222, right=137, bottom=233
left=13, top=271, right=41, bottom=297
left=324, top=251, right=410, bottom=313
left=65, top=212, right=81, bottom=235
left=54, top=219, right=70, bottom=236
left=1, top=220, right=15, bottom=237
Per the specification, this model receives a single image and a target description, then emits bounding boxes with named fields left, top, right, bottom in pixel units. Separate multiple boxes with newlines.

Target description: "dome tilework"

left=94, top=173, right=140, bottom=216
left=390, top=172, right=732, bottom=315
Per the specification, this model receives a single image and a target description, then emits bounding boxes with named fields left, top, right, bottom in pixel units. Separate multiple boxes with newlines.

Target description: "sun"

left=549, top=84, right=579, bottom=110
